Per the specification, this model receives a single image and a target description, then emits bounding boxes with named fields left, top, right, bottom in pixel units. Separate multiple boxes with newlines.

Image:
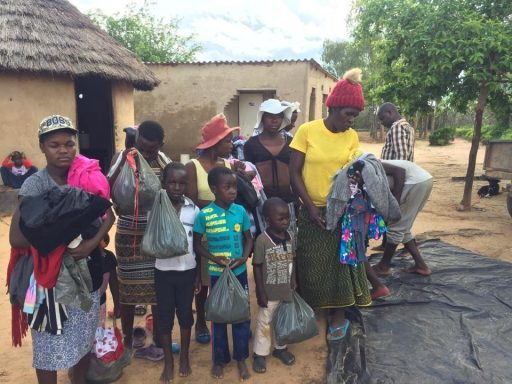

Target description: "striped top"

left=381, top=118, right=415, bottom=161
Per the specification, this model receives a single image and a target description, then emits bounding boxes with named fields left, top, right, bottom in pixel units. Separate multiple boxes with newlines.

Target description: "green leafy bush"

left=429, top=128, right=455, bottom=146
left=455, top=125, right=512, bottom=142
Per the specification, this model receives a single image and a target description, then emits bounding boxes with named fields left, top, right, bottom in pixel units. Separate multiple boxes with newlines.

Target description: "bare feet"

left=160, top=360, right=174, bottom=383
left=402, top=265, right=432, bottom=276
left=211, top=364, right=224, bottom=379
left=179, top=352, right=192, bottom=377
left=372, top=264, right=391, bottom=277
left=237, top=360, right=251, bottom=381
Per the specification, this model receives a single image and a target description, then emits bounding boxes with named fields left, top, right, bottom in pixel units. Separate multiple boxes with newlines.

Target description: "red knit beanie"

left=325, top=68, right=365, bottom=111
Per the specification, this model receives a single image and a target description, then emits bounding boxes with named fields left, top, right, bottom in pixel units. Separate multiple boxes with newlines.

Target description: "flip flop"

left=134, top=305, right=147, bottom=316
left=326, top=319, right=350, bottom=341
left=132, top=326, right=147, bottom=349
left=196, top=328, right=211, bottom=344
left=371, top=286, right=391, bottom=300
left=145, top=314, right=153, bottom=332
left=134, top=345, right=164, bottom=361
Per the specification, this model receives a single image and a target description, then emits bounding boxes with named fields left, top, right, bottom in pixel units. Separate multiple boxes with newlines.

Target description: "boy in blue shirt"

left=193, top=167, right=254, bottom=381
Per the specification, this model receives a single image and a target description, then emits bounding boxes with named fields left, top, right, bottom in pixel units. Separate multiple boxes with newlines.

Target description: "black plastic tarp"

left=326, top=240, right=512, bottom=384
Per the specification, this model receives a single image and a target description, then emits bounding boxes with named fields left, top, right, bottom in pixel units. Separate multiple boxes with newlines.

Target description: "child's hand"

left=256, top=290, right=268, bottom=308
left=194, top=275, right=202, bottom=294
left=229, top=257, right=247, bottom=270
left=215, top=257, right=231, bottom=267
left=113, top=305, right=121, bottom=319
left=290, top=274, right=298, bottom=291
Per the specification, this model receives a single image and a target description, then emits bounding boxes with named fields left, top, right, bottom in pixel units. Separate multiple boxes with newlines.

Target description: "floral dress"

left=340, top=190, right=386, bottom=265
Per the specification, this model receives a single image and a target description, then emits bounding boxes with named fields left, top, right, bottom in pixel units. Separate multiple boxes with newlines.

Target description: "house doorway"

left=75, top=77, right=114, bottom=173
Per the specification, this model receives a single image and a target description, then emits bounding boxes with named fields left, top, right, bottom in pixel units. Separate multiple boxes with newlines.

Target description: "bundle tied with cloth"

left=325, top=153, right=401, bottom=231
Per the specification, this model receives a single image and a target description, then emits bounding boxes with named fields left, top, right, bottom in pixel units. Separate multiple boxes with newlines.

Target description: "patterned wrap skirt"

left=296, top=207, right=372, bottom=309
left=116, top=214, right=157, bottom=305
left=32, top=290, right=100, bottom=370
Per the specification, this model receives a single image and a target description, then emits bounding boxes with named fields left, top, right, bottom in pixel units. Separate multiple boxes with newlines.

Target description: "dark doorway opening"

left=75, top=77, right=114, bottom=173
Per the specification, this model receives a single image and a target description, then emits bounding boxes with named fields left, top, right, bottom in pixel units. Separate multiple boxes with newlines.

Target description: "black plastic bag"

left=205, top=267, right=250, bottom=324
left=111, top=150, right=161, bottom=215
left=141, top=190, right=189, bottom=258
left=19, top=186, right=111, bottom=255
left=273, top=291, right=319, bottom=345
left=235, top=174, right=259, bottom=211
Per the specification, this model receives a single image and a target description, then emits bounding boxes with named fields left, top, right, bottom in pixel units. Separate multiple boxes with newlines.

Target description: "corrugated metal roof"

left=148, top=58, right=337, bottom=81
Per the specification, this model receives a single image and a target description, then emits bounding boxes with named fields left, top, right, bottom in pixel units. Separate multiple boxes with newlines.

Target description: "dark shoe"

left=132, top=326, right=147, bottom=349
left=252, top=355, right=266, bottom=373
left=134, top=304, right=147, bottom=316
left=134, top=345, right=164, bottom=361
left=272, top=348, right=295, bottom=365
left=195, top=327, right=211, bottom=344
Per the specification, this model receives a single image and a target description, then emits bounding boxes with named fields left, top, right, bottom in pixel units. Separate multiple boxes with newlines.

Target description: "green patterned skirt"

left=296, top=207, right=371, bottom=309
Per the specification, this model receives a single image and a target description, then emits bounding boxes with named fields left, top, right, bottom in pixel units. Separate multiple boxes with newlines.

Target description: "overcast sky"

left=69, top=0, right=353, bottom=62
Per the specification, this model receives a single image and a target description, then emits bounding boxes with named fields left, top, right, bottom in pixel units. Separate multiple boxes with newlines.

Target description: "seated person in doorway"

left=1, top=151, right=38, bottom=188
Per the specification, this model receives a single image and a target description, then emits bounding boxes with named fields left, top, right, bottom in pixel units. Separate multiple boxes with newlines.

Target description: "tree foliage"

left=88, top=1, right=201, bottom=63
left=347, top=0, right=512, bottom=209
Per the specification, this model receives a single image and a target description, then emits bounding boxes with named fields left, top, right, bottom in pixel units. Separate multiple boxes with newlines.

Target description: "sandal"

left=272, top=348, right=295, bottom=366
left=326, top=319, right=350, bottom=341
left=252, top=355, right=266, bottom=373
left=196, top=327, right=211, bottom=344
left=371, top=286, right=391, bottom=300
left=134, top=304, right=147, bottom=316
left=132, top=326, right=147, bottom=349
left=134, top=345, right=164, bottom=361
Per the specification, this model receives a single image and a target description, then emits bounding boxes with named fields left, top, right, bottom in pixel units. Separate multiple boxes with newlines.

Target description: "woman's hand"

left=67, top=238, right=99, bottom=260
left=306, top=204, right=326, bottom=229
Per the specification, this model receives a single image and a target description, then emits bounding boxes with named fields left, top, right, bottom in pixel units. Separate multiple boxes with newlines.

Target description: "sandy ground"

left=1, top=135, right=511, bottom=383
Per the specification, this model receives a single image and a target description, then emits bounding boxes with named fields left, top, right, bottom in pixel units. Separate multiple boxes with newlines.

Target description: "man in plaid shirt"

left=378, top=103, right=415, bottom=161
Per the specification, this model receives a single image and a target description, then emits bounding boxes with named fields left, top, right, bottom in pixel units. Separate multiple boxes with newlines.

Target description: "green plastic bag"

left=205, top=267, right=250, bottom=324
left=141, top=190, right=189, bottom=258
left=111, top=150, right=161, bottom=216
left=273, top=291, right=319, bottom=345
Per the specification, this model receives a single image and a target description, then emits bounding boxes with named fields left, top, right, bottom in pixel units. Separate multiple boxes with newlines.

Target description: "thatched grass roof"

left=0, top=0, right=159, bottom=90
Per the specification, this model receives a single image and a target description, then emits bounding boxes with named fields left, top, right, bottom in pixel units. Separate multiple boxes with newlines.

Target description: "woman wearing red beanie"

left=289, top=68, right=371, bottom=341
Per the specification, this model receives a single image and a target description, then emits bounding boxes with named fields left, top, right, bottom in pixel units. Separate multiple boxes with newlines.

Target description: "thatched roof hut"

left=0, top=0, right=159, bottom=90
left=0, top=0, right=160, bottom=177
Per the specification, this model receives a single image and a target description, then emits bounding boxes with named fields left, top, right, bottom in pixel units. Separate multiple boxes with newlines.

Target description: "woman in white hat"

left=244, top=99, right=296, bottom=235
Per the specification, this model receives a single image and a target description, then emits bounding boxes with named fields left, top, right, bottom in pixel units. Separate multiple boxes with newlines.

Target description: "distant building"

left=135, top=59, right=337, bottom=159
left=0, top=0, right=159, bottom=175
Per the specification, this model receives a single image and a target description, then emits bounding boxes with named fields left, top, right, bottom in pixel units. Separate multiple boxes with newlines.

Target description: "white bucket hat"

left=253, top=99, right=292, bottom=135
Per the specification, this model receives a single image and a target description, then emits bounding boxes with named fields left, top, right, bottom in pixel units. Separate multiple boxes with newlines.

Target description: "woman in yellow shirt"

left=289, top=68, right=371, bottom=341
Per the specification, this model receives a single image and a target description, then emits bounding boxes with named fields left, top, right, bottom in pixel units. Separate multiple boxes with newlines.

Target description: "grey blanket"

left=326, top=153, right=401, bottom=230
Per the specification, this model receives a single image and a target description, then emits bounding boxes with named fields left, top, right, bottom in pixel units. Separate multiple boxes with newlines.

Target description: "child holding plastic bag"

left=152, top=163, right=201, bottom=383
left=193, top=167, right=254, bottom=381
left=252, top=197, right=297, bottom=374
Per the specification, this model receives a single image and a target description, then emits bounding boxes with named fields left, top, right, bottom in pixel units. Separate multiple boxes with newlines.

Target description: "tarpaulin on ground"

left=326, top=240, right=512, bottom=384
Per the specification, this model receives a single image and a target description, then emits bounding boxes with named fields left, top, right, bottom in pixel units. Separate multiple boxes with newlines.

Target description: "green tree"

left=88, top=1, right=201, bottom=63
left=352, top=0, right=512, bottom=210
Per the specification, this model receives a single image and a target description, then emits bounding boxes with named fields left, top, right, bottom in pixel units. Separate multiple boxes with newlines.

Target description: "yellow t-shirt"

left=290, top=119, right=362, bottom=207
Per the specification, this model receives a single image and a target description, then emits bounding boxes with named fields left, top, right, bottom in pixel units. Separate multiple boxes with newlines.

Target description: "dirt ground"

left=0, top=135, right=511, bottom=383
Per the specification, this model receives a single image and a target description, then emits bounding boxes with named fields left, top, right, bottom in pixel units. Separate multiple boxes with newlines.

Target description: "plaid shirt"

left=381, top=118, right=415, bottom=161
